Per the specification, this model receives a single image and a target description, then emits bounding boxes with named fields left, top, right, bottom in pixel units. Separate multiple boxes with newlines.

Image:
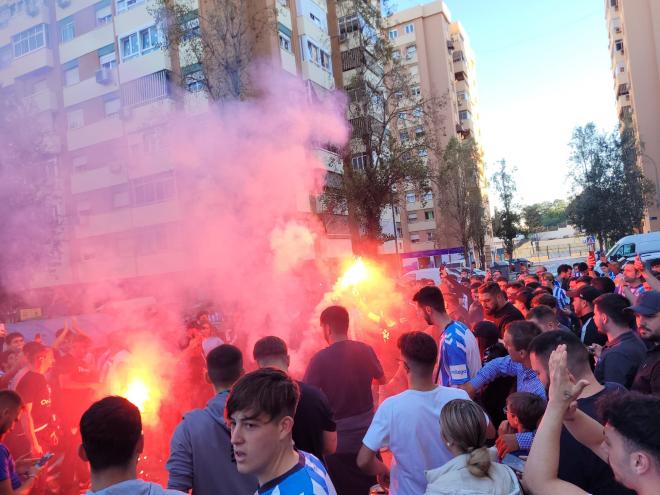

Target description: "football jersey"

left=257, top=451, right=336, bottom=495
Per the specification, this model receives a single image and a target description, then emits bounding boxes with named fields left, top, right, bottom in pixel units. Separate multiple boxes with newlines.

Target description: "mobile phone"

left=36, top=453, right=53, bottom=467
left=501, top=453, right=526, bottom=473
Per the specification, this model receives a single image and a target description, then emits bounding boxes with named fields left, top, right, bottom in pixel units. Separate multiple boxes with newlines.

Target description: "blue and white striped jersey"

left=436, top=320, right=482, bottom=387
left=257, top=451, right=336, bottom=495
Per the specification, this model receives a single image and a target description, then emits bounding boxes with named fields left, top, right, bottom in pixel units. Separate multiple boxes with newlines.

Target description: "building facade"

left=605, top=0, right=660, bottom=231
left=0, top=0, right=349, bottom=293
left=384, top=1, right=490, bottom=265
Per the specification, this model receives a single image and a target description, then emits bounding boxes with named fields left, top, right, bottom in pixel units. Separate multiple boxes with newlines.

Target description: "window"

left=63, top=64, right=80, bottom=86
left=615, top=39, right=623, bottom=52
left=59, top=17, right=75, bottom=43
left=457, top=90, right=467, bottom=101
left=427, top=231, right=435, bottom=241
left=395, top=91, right=403, bottom=99
left=423, top=191, right=432, bottom=202
left=407, top=213, right=417, bottom=223
left=388, top=29, right=398, bottom=40
left=67, top=109, right=84, bottom=129
left=351, top=154, right=367, bottom=172
left=96, top=1, right=112, bottom=25
left=411, top=234, right=420, bottom=243
left=104, top=97, right=120, bottom=117
left=133, top=172, right=175, bottom=206
left=186, top=70, right=204, bottom=92
left=121, top=33, right=139, bottom=59
left=406, top=44, right=417, bottom=59
left=415, top=127, right=424, bottom=138
left=406, top=192, right=416, bottom=203
left=307, top=40, right=320, bottom=64
left=278, top=0, right=288, bottom=7
left=12, top=24, right=48, bottom=58
left=413, top=107, right=422, bottom=119
left=399, top=130, right=409, bottom=142
left=99, top=49, right=117, bottom=69
left=459, top=110, right=471, bottom=121
left=116, top=0, right=143, bottom=13
left=424, top=210, right=434, bottom=220
left=140, top=26, right=159, bottom=54
left=392, top=50, right=401, bottom=62
left=320, top=50, right=331, bottom=70
left=405, top=23, right=414, bottom=34
left=279, top=32, right=291, bottom=52
left=338, top=15, right=360, bottom=40
left=412, top=86, right=421, bottom=97
left=309, top=12, right=323, bottom=27
left=419, top=148, right=428, bottom=158
left=0, top=45, right=12, bottom=68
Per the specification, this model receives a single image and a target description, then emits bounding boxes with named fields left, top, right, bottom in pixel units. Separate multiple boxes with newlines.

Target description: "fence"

left=513, top=243, right=591, bottom=261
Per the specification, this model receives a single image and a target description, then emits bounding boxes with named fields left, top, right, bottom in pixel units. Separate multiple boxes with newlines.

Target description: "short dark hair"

left=207, top=345, right=243, bottom=386
left=505, top=321, right=541, bottom=351
left=469, top=282, right=482, bottom=290
left=478, top=282, right=503, bottom=297
left=5, top=332, right=23, bottom=345
left=577, top=262, right=589, bottom=272
left=397, top=331, right=437, bottom=372
left=525, top=274, right=540, bottom=282
left=594, top=293, right=635, bottom=328
left=651, top=258, right=660, bottom=268
left=473, top=321, right=499, bottom=347
left=320, top=305, right=350, bottom=334
left=22, top=342, right=46, bottom=364
left=253, top=336, right=288, bottom=362
left=532, top=293, right=557, bottom=309
left=413, top=286, right=446, bottom=314
left=225, top=368, right=300, bottom=423
left=507, top=282, right=523, bottom=290
left=557, top=264, right=572, bottom=275
left=507, top=392, right=547, bottom=431
left=514, top=289, right=534, bottom=310
left=591, top=276, right=615, bottom=294
left=525, top=282, right=542, bottom=290
left=80, top=396, right=142, bottom=471
left=0, top=390, right=22, bottom=410
left=528, top=330, right=590, bottom=374
left=577, top=275, right=593, bottom=285
left=527, top=304, right=556, bottom=322
left=599, top=392, right=660, bottom=464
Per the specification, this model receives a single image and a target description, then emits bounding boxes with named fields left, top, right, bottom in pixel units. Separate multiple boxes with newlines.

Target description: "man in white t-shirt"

left=357, top=332, right=471, bottom=495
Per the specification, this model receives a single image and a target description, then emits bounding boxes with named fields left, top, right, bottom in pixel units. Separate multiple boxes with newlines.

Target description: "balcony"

left=22, top=89, right=58, bottom=113
left=277, top=2, right=293, bottom=31
left=301, top=59, right=333, bottom=90
left=59, top=22, right=114, bottom=64
left=0, top=4, right=50, bottom=45
left=63, top=69, right=119, bottom=107
left=119, top=49, right=172, bottom=83
left=315, top=147, right=342, bottom=173
left=1, top=48, right=54, bottom=84
left=297, top=14, right=329, bottom=48
left=280, top=48, right=297, bottom=75
left=55, top=0, right=98, bottom=20
left=67, top=116, right=124, bottom=151
left=76, top=201, right=180, bottom=239
left=407, top=219, right=436, bottom=232
left=71, top=165, right=127, bottom=195
left=614, top=66, right=628, bottom=86
left=114, top=1, right=153, bottom=35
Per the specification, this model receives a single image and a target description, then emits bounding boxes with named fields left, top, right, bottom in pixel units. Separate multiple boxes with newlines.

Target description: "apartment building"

left=384, top=1, right=489, bottom=264
left=0, top=0, right=349, bottom=293
left=605, top=0, right=660, bottom=231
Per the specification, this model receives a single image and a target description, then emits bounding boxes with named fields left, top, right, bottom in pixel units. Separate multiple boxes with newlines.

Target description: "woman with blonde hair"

left=424, top=399, right=521, bottom=495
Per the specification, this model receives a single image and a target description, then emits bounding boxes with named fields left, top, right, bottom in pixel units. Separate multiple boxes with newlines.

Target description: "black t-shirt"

left=52, top=354, right=97, bottom=424
left=303, top=340, right=384, bottom=420
left=489, top=302, right=524, bottom=337
left=631, top=344, right=660, bottom=395
left=16, top=371, right=52, bottom=428
left=293, top=381, right=336, bottom=461
left=558, top=382, right=634, bottom=495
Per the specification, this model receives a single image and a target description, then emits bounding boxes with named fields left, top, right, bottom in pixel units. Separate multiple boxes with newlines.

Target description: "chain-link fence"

left=514, top=243, right=590, bottom=261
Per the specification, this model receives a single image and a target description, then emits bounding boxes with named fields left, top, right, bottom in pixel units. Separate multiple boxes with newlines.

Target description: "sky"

left=392, top=0, right=618, bottom=207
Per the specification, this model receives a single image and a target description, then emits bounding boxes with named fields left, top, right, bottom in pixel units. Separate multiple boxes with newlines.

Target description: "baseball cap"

left=575, top=286, right=601, bottom=304
left=628, top=291, right=660, bottom=316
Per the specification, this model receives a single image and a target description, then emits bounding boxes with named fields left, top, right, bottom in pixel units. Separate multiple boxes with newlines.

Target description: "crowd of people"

left=0, top=253, right=658, bottom=495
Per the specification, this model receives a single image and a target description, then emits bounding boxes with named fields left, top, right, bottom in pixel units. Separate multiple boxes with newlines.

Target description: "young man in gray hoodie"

left=80, top=396, right=183, bottom=495
left=166, top=344, right=257, bottom=495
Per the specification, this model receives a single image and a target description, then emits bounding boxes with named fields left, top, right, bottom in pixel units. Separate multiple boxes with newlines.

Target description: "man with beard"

left=616, top=261, right=646, bottom=303
left=478, top=282, right=524, bottom=337
left=628, top=291, right=660, bottom=395
left=413, top=287, right=481, bottom=387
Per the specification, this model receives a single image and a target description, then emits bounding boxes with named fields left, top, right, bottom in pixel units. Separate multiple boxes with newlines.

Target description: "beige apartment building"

left=384, top=1, right=489, bottom=263
left=605, top=0, right=660, bottom=232
left=0, top=0, right=349, bottom=293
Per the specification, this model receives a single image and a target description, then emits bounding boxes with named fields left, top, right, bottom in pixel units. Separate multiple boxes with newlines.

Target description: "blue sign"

left=400, top=247, right=464, bottom=259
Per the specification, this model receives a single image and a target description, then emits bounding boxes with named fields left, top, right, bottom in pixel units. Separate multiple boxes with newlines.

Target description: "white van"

left=606, top=232, right=660, bottom=261
left=402, top=268, right=441, bottom=285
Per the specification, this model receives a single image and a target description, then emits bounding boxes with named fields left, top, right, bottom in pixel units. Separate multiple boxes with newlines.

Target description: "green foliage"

left=491, top=159, right=521, bottom=260
left=566, top=122, right=654, bottom=250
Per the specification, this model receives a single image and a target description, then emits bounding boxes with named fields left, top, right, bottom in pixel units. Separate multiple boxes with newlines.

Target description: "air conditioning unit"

left=95, top=67, right=113, bottom=85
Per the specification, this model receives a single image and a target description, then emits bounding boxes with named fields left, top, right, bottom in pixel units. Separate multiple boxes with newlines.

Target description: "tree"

left=323, top=0, right=446, bottom=254
left=432, top=137, right=483, bottom=264
left=521, top=204, right=543, bottom=236
left=566, top=122, right=654, bottom=251
left=0, top=87, right=61, bottom=300
left=491, top=159, right=521, bottom=260
left=153, top=0, right=275, bottom=100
